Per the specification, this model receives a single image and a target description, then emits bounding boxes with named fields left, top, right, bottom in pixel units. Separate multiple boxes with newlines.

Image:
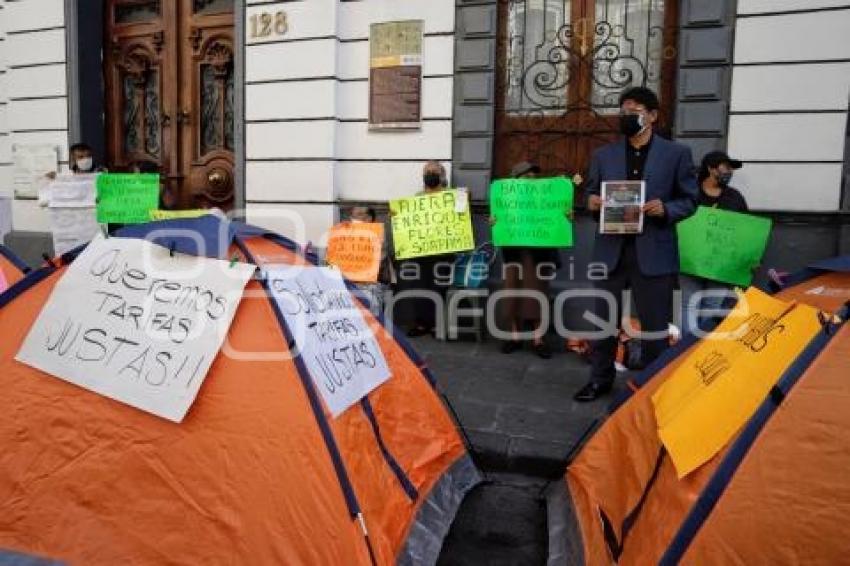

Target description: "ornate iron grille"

left=496, top=0, right=677, bottom=178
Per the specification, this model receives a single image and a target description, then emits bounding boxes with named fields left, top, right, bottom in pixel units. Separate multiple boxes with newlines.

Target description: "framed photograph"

left=600, top=181, right=646, bottom=234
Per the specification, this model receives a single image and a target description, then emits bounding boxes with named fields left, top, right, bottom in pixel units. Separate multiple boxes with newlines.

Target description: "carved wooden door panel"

left=105, top=1, right=175, bottom=179
left=180, top=0, right=235, bottom=210
left=105, top=0, right=235, bottom=210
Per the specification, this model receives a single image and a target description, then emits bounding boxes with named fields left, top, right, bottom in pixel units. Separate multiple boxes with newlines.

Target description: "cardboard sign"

left=490, top=177, right=574, bottom=247
left=96, top=174, right=160, bottom=224
left=390, top=190, right=475, bottom=260
left=652, top=288, right=822, bottom=477
left=16, top=235, right=255, bottom=422
left=265, top=265, right=392, bottom=418
left=150, top=209, right=210, bottom=221
left=326, top=222, right=384, bottom=283
left=678, top=207, right=773, bottom=287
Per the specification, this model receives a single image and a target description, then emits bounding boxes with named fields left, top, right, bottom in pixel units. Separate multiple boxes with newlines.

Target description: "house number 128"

left=250, top=12, right=288, bottom=39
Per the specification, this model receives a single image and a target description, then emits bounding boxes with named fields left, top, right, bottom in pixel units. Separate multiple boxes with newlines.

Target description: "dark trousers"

left=395, top=254, right=452, bottom=330
left=589, top=240, right=674, bottom=386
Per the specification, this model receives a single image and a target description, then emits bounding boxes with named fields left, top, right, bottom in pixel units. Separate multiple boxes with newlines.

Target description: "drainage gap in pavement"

left=437, top=473, right=551, bottom=566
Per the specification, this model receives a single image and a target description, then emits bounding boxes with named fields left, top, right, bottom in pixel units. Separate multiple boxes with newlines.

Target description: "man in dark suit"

left=574, top=87, right=699, bottom=402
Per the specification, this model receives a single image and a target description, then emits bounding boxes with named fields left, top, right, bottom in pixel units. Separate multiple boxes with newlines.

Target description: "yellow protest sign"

left=150, top=209, right=209, bottom=221
left=390, top=189, right=475, bottom=260
left=326, top=222, right=384, bottom=283
left=652, top=288, right=823, bottom=478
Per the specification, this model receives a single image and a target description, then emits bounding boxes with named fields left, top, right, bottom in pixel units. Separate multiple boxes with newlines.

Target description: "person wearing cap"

left=679, top=151, right=748, bottom=335
left=575, top=86, right=698, bottom=402
left=695, top=151, right=747, bottom=212
left=492, top=161, right=562, bottom=358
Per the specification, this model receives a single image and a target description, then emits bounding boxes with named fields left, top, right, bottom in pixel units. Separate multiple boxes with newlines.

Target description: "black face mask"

left=423, top=173, right=442, bottom=189
left=619, top=113, right=645, bottom=138
left=717, top=172, right=733, bottom=187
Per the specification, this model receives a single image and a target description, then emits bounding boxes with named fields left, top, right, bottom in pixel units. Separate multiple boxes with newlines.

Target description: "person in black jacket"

left=679, top=150, right=749, bottom=336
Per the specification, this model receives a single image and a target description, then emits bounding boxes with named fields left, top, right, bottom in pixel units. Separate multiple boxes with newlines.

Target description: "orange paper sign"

left=326, top=222, right=384, bottom=283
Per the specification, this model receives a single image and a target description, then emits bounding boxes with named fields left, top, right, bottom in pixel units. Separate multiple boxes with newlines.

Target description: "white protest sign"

left=13, top=143, right=58, bottom=199
left=45, top=174, right=99, bottom=255
left=47, top=174, right=97, bottom=207
left=265, top=265, right=392, bottom=418
left=16, top=235, right=255, bottom=422
left=48, top=207, right=100, bottom=256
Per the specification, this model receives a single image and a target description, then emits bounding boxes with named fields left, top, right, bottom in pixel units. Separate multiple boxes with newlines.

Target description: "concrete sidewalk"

left=408, top=335, right=630, bottom=479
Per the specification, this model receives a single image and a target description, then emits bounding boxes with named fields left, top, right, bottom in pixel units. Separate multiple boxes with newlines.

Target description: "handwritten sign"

left=326, top=222, right=384, bottom=283
left=150, top=209, right=210, bottom=221
left=265, top=265, right=391, bottom=418
left=490, top=177, right=574, bottom=247
left=96, top=174, right=160, bottom=224
left=16, top=235, right=255, bottom=422
left=652, top=288, right=821, bottom=477
left=44, top=174, right=100, bottom=255
left=46, top=174, right=97, bottom=208
left=390, top=190, right=475, bottom=260
left=678, top=207, right=772, bottom=287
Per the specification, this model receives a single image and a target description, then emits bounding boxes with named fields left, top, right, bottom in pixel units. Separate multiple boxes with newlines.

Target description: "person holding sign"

left=679, top=151, right=750, bottom=335
left=392, top=161, right=460, bottom=337
left=492, top=161, right=572, bottom=359
left=328, top=206, right=395, bottom=317
left=44, top=143, right=98, bottom=182
left=576, top=87, right=698, bottom=402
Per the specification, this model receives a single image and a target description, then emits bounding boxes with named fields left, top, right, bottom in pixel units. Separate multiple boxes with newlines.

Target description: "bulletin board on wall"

left=368, top=20, right=423, bottom=130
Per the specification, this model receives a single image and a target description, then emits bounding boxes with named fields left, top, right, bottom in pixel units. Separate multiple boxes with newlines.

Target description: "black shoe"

left=532, top=342, right=552, bottom=359
left=500, top=340, right=522, bottom=354
left=406, top=326, right=430, bottom=337
left=573, top=381, right=612, bottom=403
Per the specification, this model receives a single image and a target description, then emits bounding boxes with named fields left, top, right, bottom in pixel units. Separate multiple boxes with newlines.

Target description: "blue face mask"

left=717, top=172, right=733, bottom=187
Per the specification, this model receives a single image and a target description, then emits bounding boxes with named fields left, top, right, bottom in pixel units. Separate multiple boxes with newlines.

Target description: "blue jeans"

left=679, top=274, right=734, bottom=337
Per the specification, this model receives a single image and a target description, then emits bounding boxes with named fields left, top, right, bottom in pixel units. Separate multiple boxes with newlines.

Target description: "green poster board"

left=96, top=174, right=160, bottom=224
left=489, top=177, right=574, bottom=247
left=677, top=206, right=773, bottom=287
left=390, top=189, right=475, bottom=260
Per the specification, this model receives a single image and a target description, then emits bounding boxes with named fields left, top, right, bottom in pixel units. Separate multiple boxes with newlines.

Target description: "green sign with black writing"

left=96, top=174, right=160, bottom=224
left=490, top=177, right=574, bottom=247
left=390, top=189, right=475, bottom=260
left=677, top=206, right=773, bottom=287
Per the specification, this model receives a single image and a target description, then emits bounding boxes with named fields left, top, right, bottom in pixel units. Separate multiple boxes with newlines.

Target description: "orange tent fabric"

left=0, top=230, right=478, bottom=564
left=0, top=245, right=27, bottom=290
left=550, top=265, right=850, bottom=565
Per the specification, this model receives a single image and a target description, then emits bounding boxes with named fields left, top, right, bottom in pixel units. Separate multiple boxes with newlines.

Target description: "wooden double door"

left=494, top=0, right=679, bottom=183
left=105, top=0, right=235, bottom=210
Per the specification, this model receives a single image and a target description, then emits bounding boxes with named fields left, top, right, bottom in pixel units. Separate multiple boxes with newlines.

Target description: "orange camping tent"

left=548, top=257, right=850, bottom=565
left=0, top=244, right=28, bottom=291
left=0, top=219, right=480, bottom=565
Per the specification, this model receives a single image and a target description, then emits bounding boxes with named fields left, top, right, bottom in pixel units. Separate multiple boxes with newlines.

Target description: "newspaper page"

left=600, top=181, right=646, bottom=235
